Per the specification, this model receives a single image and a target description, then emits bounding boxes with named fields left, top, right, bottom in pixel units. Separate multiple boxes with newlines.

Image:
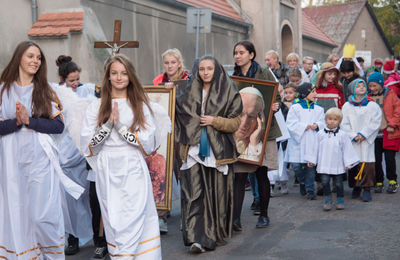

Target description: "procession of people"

left=0, top=37, right=399, bottom=260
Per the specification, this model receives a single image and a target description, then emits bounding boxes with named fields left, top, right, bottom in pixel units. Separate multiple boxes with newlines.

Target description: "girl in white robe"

left=341, top=79, right=382, bottom=201
left=0, top=41, right=80, bottom=259
left=80, top=54, right=161, bottom=259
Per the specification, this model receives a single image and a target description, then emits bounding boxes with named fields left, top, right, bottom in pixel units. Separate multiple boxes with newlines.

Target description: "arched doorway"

left=281, top=24, right=293, bottom=62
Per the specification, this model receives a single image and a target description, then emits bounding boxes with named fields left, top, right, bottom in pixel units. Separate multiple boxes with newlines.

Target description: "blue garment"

left=248, top=172, right=260, bottom=201
left=320, top=173, right=344, bottom=198
left=0, top=115, right=64, bottom=135
left=348, top=97, right=370, bottom=107
left=198, top=126, right=210, bottom=161
left=0, top=119, right=21, bottom=135
left=292, top=163, right=315, bottom=193
left=293, top=98, right=316, bottom=109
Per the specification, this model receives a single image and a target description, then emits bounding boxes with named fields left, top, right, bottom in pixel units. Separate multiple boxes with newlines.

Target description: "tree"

left=369, top=0, right=400, bottom=54
left=302, top=0, right=400, bottom=54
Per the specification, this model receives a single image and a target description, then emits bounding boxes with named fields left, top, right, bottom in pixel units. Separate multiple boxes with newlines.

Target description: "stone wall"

left=84, top=0, right=250, bottom=84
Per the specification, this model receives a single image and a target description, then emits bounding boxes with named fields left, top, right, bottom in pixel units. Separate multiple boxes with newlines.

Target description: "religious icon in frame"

left=230, top=76, right=278, bottom=166
left=144, top=86, right=176, bottom=211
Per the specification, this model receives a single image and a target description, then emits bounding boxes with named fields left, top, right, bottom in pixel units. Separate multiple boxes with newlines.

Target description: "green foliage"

left=303, top=0, right=400, bottom=54
left=369, top=0, right=400, bottom=54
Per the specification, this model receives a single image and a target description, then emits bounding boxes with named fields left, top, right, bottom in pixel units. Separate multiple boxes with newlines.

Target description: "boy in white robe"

left=307, top=108, right=359, bottom=210
left=285, top=82, right=325, bottom=200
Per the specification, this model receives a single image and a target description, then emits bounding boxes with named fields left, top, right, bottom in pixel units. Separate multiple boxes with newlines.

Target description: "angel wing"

left=150, top=101, right=172, bottom=149
left=51, top=83, right=99, bottom=171
left=51, top=83, right=96, bottom=148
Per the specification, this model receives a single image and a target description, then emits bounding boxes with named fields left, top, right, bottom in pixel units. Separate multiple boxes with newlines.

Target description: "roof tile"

left=178, top=0, right=243, bottom=21
left=302, top=11, right=337, bottom=46
left=28, top=12, right=84, bottom=37
left=303, top=1, right=365, bottom=44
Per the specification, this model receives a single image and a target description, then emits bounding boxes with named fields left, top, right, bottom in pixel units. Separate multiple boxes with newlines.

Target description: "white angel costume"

left=284, top=100, right=325, bottom=163
left=51, top=83, right=96, bottom=243
left=0, top=82, right=84, bottom=259
left=80, top=98, right=163, bottom=259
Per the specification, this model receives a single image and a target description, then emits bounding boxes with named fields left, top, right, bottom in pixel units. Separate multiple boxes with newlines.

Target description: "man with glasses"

left=301, top=56, right=317, bottom=83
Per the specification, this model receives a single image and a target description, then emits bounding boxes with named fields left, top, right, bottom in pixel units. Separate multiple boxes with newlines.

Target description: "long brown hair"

left=98, top=54, right=152, bottom=131
left=0, top=41, right=58, bottom=118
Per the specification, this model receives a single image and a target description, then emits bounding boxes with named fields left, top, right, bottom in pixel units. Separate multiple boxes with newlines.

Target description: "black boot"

left=351, top=187, right=362, bottom=199
left=65, top=234, right=79, bottom=255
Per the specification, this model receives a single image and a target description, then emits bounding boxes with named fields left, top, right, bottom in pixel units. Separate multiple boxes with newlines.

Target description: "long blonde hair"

left=161, top=48, right=185, bottom=81
left=98, top=54, right=152, bottom=131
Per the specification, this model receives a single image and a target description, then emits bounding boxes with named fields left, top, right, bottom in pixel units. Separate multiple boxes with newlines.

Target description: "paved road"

left=68, top=157, right=400, bottom=260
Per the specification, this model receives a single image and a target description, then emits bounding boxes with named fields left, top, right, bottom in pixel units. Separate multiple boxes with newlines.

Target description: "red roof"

left=302, top=11, right=337, bottom=46
left=28, top=12, right=84, bottom=37
left=303, top=1, right=365, bottom=45
left=178, top=0, right=243, bottom=21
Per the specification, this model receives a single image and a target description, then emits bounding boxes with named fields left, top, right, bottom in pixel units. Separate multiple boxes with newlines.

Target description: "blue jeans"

left=248, top=172, right=259, bottom=201
left=292, top=163, right=315, bottom=193
left=320, top=174, right=344, bottom=198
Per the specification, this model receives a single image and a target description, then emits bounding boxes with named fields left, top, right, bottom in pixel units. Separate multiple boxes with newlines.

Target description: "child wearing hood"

left=315, top=62, right=345, bottom=112
left=367, top=72, right=400, bottom=193
left=341, top=79, right=382, bottom=202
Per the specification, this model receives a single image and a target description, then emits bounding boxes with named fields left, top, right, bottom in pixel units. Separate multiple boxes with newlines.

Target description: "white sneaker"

left=280, top=183, right=289, bottom=195
left=159, top=218, right=168, bottom=234
left=189, top=243, right=205, bottom=254
left=270, top=185, right=282, bottom=197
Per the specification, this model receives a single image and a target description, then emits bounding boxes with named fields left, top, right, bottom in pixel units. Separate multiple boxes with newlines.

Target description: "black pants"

left=234, top=166, right=270, bottom=220
left=89, top=181, right=107, bottom=247
left=375, top=137, right=397, bottom=182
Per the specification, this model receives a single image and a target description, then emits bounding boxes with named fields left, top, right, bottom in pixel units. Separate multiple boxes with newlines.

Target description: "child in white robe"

left=80, top=54, right=161, bottom=259
left=285, top=82, right=325, bottom=200
left=341, top=79, right=382, bottom=202
left=307, top=108, right=359, bottom=210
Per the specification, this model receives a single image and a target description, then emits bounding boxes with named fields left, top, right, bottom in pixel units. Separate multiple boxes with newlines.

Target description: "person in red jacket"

left=153, top=48, right=190, bottom=86
left=368, top=72, right=400, bottom=193
left=382, top=60, right=400, bottom=98
left=153, top=48, right=192, bottom=234
left=315, top=62, right=345, bottom=112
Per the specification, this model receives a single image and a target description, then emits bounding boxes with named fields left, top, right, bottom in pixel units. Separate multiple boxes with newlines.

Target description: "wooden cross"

left=94, top=20, right=139, bottom=55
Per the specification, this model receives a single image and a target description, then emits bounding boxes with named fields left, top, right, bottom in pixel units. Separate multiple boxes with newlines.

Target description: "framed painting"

left=230, top=76, right=279, bottom=166
left=144, top=86, right=176, bottom=211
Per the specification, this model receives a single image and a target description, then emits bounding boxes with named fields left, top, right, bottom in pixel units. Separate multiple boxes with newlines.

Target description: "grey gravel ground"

left=68, top=154, right=400, bottom=260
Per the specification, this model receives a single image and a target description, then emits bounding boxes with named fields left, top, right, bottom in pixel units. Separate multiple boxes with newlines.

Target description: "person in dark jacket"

left=340, top=60, right=360, bottom=100
left=232, top=40, right=281, bottom=230
left=265, top=49, right=289, bottom=86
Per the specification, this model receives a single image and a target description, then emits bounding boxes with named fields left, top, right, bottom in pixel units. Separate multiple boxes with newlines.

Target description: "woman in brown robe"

left=175, top=56, right=242, bottom=253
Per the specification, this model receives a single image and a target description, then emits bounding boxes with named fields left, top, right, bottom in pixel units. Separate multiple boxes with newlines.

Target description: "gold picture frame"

left=230, top=76, right=278, bottom=166
left=144, top=86, right=176, bottom=211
